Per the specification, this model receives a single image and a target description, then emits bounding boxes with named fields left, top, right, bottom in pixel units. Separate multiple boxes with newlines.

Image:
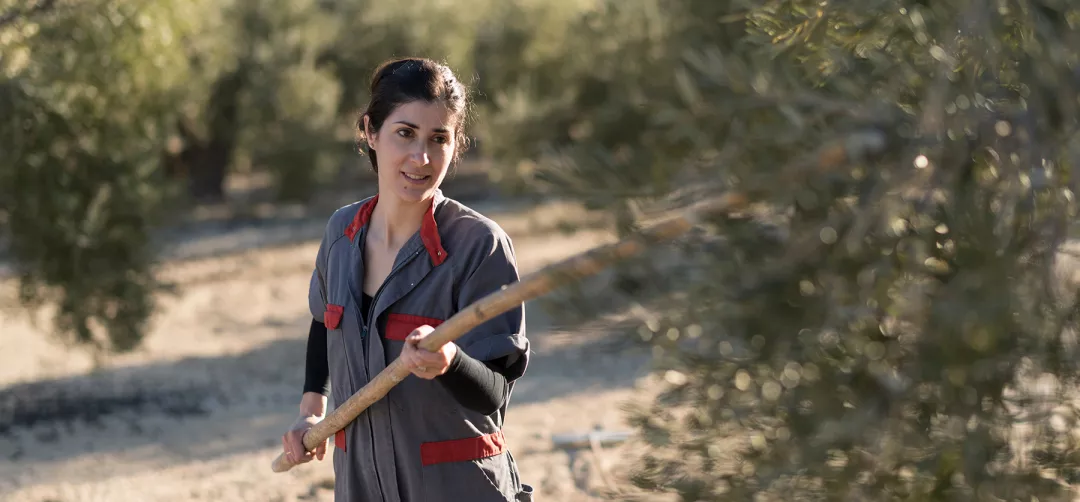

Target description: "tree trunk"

left=161, top=64, right=248, bottom=203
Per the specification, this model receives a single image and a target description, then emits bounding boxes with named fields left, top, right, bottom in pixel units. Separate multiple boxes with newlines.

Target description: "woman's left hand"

left=401, top=325, right=458, bottom=380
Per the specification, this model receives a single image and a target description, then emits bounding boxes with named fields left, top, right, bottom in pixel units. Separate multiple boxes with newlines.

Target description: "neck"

left=368, top=193, right=429, bottom=251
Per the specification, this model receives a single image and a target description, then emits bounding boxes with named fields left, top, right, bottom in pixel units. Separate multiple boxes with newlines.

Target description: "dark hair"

left=356, top=57, right=471, bottom=172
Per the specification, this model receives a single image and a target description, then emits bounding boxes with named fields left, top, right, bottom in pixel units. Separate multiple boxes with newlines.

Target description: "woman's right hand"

left=282, top=414, right=328, bottom=465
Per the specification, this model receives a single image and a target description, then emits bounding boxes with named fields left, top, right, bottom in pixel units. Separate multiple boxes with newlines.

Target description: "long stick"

left=268, top=127, right=888, bottom=474
left=269, top=193, right=746, bottom=473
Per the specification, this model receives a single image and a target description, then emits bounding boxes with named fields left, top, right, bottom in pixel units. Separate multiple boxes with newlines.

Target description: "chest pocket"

left=384, top=313, right=444, bottom=341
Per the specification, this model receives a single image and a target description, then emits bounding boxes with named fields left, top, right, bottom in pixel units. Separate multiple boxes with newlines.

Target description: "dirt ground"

left=0, top=194, right=668, bottom=501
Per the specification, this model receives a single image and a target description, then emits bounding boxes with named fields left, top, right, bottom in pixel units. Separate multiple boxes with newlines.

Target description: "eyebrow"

left=394, top=121, right=450, bottom=134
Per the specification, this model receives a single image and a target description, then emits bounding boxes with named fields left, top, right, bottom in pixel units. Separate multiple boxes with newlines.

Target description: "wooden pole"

left=270, top=193, right=747, bottom=473
left=268, top=127, right=889, bottom=474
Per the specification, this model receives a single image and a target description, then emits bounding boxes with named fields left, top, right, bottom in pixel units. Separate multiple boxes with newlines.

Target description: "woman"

left=281, top=57, right=534, bottom=502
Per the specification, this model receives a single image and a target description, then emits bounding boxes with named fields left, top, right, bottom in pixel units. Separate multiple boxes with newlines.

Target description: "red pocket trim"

left=324, top=304, right=344, bottom=330
left=335, top=429, right=346, bottom=452
left=420, top=430, right=506, bottom=466
left=385, top=313, right=443, bottom=341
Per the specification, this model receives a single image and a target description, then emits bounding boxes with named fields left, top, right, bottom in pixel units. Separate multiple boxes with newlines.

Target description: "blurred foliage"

left=3, top=1, right=1080, bottom=498
left=224, top=0, right=343, bottom=202
left=0, top=0, right=591, bottom=351
left=0, top=0, right=204, bottom=351
left=499, top=0, right=1080, bottom=499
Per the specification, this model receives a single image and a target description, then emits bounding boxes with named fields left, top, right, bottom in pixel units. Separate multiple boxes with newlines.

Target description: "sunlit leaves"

left=0, top=0, right=206, bottom=351
left=489, top=0, right=1080, bottom=500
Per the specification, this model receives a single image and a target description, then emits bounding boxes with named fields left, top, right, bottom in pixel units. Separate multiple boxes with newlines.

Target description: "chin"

left=393, top=184, right=436, bottom=203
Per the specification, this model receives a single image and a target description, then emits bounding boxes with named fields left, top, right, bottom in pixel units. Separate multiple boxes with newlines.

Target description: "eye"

left=396, top=128, right=414, bottom=139
left=432, top=136, right=449, bottom=145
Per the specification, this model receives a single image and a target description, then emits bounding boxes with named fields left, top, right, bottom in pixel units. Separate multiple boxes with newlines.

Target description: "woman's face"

left=366, top=100, right=457, bottom=204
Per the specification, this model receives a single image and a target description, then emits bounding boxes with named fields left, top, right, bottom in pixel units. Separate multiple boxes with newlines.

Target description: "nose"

left=410, top=145, right=430, bottom=166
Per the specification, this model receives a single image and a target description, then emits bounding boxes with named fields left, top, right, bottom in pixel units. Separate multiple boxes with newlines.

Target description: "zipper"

left=338, top=227, right=376, bottom=406
left=363, top=247, right=423, bottom=353
left=360, top=244, right=422, bottom=502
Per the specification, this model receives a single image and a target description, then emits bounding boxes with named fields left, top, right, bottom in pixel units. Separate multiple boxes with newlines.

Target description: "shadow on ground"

left=0, top=299, right=653, bottom=480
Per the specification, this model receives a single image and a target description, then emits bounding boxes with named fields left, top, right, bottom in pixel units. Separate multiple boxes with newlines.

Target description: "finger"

left=296, top=438, right=314, bottom=463
left=417, top=357, right=445, bottom=372
left=400, top=347, right=421, bottom=366
left=413, top=364, right=436, bottom=379
left=289, top=434, right=306, bottom=461
left=414, top=349, right=442, bottom=362
left=293, top=438, right=305, bottom=463
left=406, top=328, right=429, bottom=343
left=283, top=435, right=296, bottom=464
left=285, top=431, right=298, bottom=464
left=401, top=353, right=423, bottom=372
left=406, top=351, right=434, bottom=369
left=412, top=357, right=436, bottom=370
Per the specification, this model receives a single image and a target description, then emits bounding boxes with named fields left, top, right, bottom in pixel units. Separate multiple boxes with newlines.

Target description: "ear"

left=362, top=115, right=376, bottom=149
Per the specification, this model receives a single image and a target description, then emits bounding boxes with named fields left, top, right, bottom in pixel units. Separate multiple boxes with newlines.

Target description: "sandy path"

left=0, top=198, right=660, bottom=502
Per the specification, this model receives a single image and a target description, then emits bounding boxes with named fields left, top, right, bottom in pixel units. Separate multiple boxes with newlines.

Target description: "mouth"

left=401, top=172, right=431, bottom=184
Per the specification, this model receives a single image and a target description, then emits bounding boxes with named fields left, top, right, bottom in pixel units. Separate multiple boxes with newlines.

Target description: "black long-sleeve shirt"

left=303, top=295, right=512, bottom=415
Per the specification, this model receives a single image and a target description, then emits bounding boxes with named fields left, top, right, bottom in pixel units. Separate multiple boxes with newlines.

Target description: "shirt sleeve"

left=303, top=318, right=330, bottom=396
left=308, top=222, right=333, bottom=324
left=453, top=228, right=530, bottom=382
left=437, top=351, right=510, bottom=415
left=304, top=221, right=336, bottom=396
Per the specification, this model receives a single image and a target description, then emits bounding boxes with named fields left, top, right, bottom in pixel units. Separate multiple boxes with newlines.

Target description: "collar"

left=344, top=190, right=448, bottom=266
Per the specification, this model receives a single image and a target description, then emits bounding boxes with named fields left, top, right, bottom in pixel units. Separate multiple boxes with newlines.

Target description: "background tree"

left=488, top=0, right=1080, bottom=499
left=4, top=4, right=1079, bottom=497
left=0, top=0, right=208, bottom=352
left=0, top=0, right=479, bottom=351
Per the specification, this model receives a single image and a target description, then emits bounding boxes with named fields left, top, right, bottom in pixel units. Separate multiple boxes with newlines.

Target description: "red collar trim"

left=344, top=195, right=447, bottom=266
left=420, top=199, right=448, bottom=266
left=344, top=196, right=378, bottom=241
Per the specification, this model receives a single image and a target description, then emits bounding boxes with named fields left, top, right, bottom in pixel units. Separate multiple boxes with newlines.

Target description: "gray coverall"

left=309, top=189, right=535, bottom=501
